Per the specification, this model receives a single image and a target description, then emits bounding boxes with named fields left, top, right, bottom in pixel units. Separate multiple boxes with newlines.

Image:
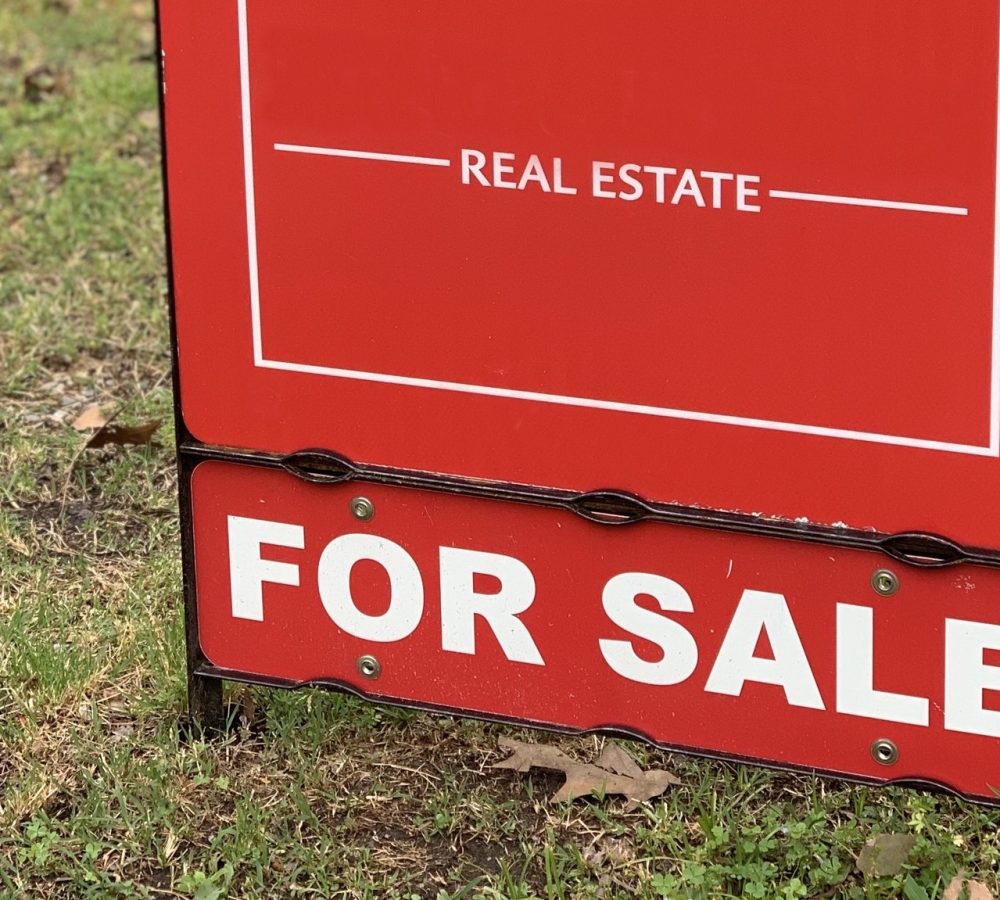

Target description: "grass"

left=2, top=1, right=1000, bottom=897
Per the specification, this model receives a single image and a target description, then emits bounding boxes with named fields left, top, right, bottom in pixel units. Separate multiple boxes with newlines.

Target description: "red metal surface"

left=194, top=460, right=1000, bottom=801
left=162, top=1, right=1000, bottom=549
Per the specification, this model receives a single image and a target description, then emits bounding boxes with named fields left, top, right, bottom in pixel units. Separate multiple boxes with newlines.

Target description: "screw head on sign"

left=871, top=569, right=900, bottom=597
left=357, top=655, right=381, bottom=679
left=870, top=738, right=899, bottom=766
left=350, top=496, right=375, bottom=522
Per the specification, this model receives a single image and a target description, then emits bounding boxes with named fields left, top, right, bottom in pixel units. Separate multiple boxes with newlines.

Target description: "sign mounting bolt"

left=871, top=569, right=899, bottom=597
left=350, top=496, right=375, bottom=522
left=357, top=655, right=381, bottom=679
left=871, top=738, right=899, bottom=766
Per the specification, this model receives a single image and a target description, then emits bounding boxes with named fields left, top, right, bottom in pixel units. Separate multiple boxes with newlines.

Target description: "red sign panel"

left=162, top=1, right=1000, bottom=547
left=193, top=460, right=1000, bottom=801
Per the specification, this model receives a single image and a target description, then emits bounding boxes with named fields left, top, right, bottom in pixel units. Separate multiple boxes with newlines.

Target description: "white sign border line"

left=237, top=0, right=1000, bottom=458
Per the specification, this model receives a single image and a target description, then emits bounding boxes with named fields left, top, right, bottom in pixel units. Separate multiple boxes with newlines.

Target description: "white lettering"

left=439, top=546, right=544, bottom=665
left=599, top=572, right=698, bottom=685
left=836, top=604, right=928, bottom=726
left=705, top=590, right=824, bottom=709
left=671, top=168, right=706, bottom=207
left=227, top=515, right=303, bottom=622
left=700, top=170, right=734, bottom=208
left=643, top=165, right=677, bottom=203
left=517, top=154, right=552, bottom=193
left=737, top=174, right=761, bottom=212
left=592, top=161, right=617, bottom=199
left=552, top=157, right=578, bottom=195
left=317, top=534, right=423, bottom=642
left=945, top=619, right=1000, bottom=737
left=460, top=148, right=489, bottom=186
left=493, top=152, right=517, bottom=189
left=617, top=163, right=644, bottom=201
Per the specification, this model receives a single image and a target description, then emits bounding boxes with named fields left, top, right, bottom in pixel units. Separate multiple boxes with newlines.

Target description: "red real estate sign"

left=163, top=0, right=1000, bottom=547
left=194, top=461, right=1000, bottom=801
left=161, top=0, right=1000, bottom=798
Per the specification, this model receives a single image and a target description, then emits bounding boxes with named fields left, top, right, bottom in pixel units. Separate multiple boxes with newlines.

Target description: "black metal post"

left=155, top=0, right=225, bottom=733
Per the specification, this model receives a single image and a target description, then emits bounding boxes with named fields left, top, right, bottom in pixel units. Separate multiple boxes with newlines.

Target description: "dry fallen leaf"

left=71, top=402, right=110, bottom=431
left=492, top=737, right=680, bottom=805
left=23, top=64, right=72, bottom=103
left=856, top=833, right=916, bottom=877
left=137, top=108, right=159, bottom=129
left=944, top=876, right=995, bottom=900
left=596, top=742, right=645, bottom=779
left=86, top=418, right=161, bottom=449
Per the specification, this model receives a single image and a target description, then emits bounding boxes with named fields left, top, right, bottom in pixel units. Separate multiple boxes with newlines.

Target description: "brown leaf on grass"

left=86, top=419, right=161, bottom=449
left=137, top=108, right=159, bottom=130
left=62, top=405, right=160, bottom=508
left=944, top=876, right=995, bottom=900
left=856, top=833, right=916, bottom=877
left=492, top=737, right=680, bottom=805
left=23, top=65, right=72, bottom=103
left=596, top=743, right=645, bottom=779
left=71, top=403, right=110, bottom=431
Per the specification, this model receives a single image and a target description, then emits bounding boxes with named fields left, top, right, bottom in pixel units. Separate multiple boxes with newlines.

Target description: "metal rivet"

left=871, top=738, right=899, bottom=766
left=357, top=655, right=381, bottom=679
left=350, top=496, right=375, bottom=522
left=871, top=569, right=899, bottom=597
